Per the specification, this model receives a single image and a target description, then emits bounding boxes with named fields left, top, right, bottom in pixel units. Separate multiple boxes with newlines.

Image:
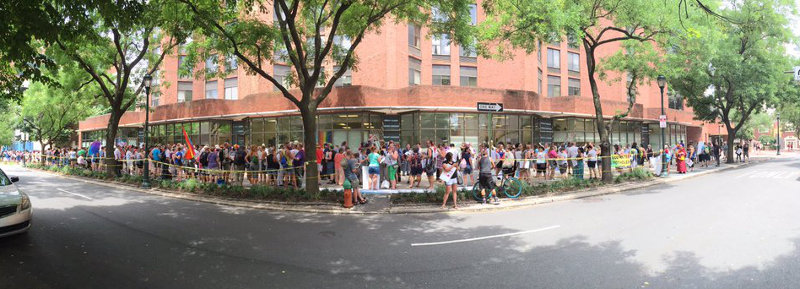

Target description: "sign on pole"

left=477, top=102, right=504, bottom=112
left=659, top=115, right=667, bottom=128
left=794, top=66, right=800, bottom=82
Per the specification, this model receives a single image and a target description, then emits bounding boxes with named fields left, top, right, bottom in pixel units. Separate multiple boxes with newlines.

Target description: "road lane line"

left=57, top=188, right=94, bottom=200
left=410, top=225, right=561, bottom=247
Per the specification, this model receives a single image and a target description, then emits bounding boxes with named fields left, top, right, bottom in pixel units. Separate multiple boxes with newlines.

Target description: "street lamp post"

left=141, top=74, right=152, bottom=189
left=776, top=112, right=781, bottom=156
left=657, top=75, right=668, bottom=177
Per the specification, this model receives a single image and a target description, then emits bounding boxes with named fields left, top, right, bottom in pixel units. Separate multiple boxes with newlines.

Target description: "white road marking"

left=410, top=225, right=561, bottom=247
left=57, top=188, right=94, bottom=200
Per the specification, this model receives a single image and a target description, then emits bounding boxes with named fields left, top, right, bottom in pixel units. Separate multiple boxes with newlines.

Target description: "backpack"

left=234, top=149, right=246, bottom=165
left=199, top=151, right=209, bottom=166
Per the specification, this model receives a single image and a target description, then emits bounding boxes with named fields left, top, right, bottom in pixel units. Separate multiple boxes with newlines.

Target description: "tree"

left=0, top=100, right=20, bottom=147
left=0, top=1, right=62, bottom=100
left=736, top=113, right=772, bottom=140
left=17, top=64, right=106, bottom=152
left=481, top=0, right=683, bottom=182
left=665, top=0, right=797, bottom=163
left=47, top=0, right=186, bottom=175
left=171, top=0, right=475, bottom=194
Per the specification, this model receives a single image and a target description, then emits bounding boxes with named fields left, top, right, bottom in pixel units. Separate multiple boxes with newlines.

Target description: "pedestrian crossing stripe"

left=738, top=170, right=800, bottom=179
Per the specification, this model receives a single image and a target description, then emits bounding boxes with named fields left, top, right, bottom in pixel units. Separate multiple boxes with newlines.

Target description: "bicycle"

left=470, top=173, right=523, bottom=202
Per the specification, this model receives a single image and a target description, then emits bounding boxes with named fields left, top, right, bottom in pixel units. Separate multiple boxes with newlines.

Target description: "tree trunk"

left=39, top=141, right=47, bottom=164
left=105, top=110, right=121, bottom=176
left=584, top=44, right=613, bottom=183
left=301, top=105, right=319, bottom=195
left=726, top=127, right=736, bottom=164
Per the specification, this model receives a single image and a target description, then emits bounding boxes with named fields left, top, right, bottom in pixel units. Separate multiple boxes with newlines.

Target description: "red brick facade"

left=79, top=2, right=714, bottom=146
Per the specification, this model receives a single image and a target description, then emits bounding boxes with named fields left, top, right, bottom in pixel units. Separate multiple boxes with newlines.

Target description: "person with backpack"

left=232, top=144, right=247, bottom=185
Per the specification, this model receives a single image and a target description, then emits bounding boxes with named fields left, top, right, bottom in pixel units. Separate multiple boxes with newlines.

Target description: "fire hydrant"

left=343, top=178, right=353, bottom=208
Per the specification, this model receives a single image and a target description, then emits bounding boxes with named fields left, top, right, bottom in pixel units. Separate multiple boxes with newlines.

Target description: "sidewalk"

left=20, top=152, right=794, bottom=215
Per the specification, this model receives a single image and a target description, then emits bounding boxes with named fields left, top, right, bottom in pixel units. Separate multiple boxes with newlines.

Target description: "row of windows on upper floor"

left=155, top=70, right=681, bottom=109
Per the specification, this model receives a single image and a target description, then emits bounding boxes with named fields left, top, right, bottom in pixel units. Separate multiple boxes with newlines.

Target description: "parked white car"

left=0, top=168, right=31, bottom=237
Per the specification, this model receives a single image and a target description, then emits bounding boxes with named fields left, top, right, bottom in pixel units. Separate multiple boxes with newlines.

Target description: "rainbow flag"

left=182, top=126, right=196, bottom=160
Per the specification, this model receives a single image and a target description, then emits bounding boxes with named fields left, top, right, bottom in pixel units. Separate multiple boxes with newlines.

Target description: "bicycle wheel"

left=471, top=182, right=486, bottom=201
left=501, top=177, right=523, bottom=198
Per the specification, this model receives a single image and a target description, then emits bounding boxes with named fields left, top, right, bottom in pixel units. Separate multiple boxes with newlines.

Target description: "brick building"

left=78, top=3, right=711, bottom=149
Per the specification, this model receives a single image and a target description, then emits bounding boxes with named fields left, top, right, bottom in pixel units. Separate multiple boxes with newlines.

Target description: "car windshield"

left=0, top=169, right=11, bottom=186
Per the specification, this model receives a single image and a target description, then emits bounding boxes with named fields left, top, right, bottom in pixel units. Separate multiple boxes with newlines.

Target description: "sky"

left=787, top=0, right=800, bottom=58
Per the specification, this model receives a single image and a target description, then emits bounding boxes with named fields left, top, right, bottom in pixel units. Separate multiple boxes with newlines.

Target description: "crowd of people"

left=3, top=136, right=755, bottom=207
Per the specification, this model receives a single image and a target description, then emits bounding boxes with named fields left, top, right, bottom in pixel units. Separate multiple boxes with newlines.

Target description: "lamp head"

left=656, top=75, right=666, bottom=89
left=143, top=74, right=152, bottom=89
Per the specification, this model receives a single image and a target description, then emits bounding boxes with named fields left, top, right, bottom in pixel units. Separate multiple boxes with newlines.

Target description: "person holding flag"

left=182, top=126, right=198, bottom=179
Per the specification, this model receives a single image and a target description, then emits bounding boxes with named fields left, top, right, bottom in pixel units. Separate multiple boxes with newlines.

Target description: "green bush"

left=178, top=179, right=201, bottom=192
left=614, top=168, right=654, bottom=183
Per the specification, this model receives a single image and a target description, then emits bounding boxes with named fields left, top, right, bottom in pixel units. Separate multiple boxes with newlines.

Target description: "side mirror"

left=9, top=176, right=19, bottom=183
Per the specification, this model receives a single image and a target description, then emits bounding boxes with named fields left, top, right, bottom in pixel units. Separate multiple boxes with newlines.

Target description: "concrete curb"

left=21, top=158, right=769, bottom=215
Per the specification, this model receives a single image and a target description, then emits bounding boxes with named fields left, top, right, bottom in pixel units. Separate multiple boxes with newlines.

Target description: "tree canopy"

left=481, top=0, right=686, bottom=181
left=170, top=0, right=476, bottom=192
left=664, top=0, right=797, bottom=161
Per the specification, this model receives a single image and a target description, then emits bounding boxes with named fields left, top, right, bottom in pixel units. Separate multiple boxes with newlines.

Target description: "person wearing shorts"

left=345, top=151, right=366, bottom=204
left=385, top=144, right=399, bottom=189
left=476, top=144, right=498, bottom=204
left=367, top=146, right=382, bottom=190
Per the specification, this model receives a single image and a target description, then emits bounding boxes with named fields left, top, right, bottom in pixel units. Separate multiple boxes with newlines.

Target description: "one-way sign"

left=477, top=102, right=503, bottom=112
left=794, top=66, right=800, bottom=82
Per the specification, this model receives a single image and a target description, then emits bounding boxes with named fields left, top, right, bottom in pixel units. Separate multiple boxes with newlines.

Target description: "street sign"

left=794, top=66, right=800, bottom=82
left=659, top=115, right=667, bottom=128
left=477, top=102, right=503, bottom=112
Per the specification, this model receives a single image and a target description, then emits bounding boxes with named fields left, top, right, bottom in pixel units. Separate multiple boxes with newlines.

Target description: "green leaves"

left=665, top=0, right=797, bottom=132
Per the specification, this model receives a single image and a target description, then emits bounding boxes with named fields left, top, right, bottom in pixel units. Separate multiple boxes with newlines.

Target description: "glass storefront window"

left=251, top=118, right=265, bottom=134
left=290, top=116, right=303, bottom=131
left=507, top=115, right=520, bottom=131
left=434, top=113, right=450, bottom=129
left=421, top=113, right=435, bottom=129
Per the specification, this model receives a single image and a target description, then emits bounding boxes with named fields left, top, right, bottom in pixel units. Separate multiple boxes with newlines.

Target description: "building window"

left=568, top=33, right=579, bottom=49
left=547, top=48, right=560, bottom=69
left=538, top=69, right=543, bottom=95
left=333, top=35, right=352, bottom=53
left=150, top=92, right=160, bottom=107
left=274, top=42, right=288, bottom=62
left=205, top=80, right=218, bottom=99
left=178, top=81, right=193, bottom=102
left=408, top=24, right=420, bottom=48
left=432, top=65, right=450, bottom=86
left=333, top=66, right=352, bottom=87
left=273, top=64, right=290, bottom=91
left=668, top=91, right=684, bottom=110
left=537, top=40, right=543, bottom=64
left=568, top=78, right=580, bottom=96
left=409, top=57, right=421, bottom=86
left=224, top=77, right=238, bottom=100
left=568, top=52, right=580, bottom=72
left=432, top=34, right=450, bottom=56
left=226, top=54, right=237, bottom=72
left=459, top=44, right=477, bottom=57
left=178, top=55, right=192, bottom=79
left=460, top=66, right=477, bottom=87
left=468, top=4, right=477, bottom=25
left=547, top=76, right=561, bottom=97
left=205, top=55, right=218, bottom=74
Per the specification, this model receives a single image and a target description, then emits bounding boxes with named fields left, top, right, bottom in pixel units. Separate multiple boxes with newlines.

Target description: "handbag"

left=457, top=171, right=463, bottom=185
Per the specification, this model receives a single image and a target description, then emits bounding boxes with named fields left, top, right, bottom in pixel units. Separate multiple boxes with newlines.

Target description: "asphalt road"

left=1, top=156, right=800, bottom=289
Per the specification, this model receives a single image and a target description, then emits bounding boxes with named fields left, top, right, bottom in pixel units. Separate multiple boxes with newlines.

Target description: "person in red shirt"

left=316, top=144, right=324, bottom=180
left=334, top=147, right=345, bottom=186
